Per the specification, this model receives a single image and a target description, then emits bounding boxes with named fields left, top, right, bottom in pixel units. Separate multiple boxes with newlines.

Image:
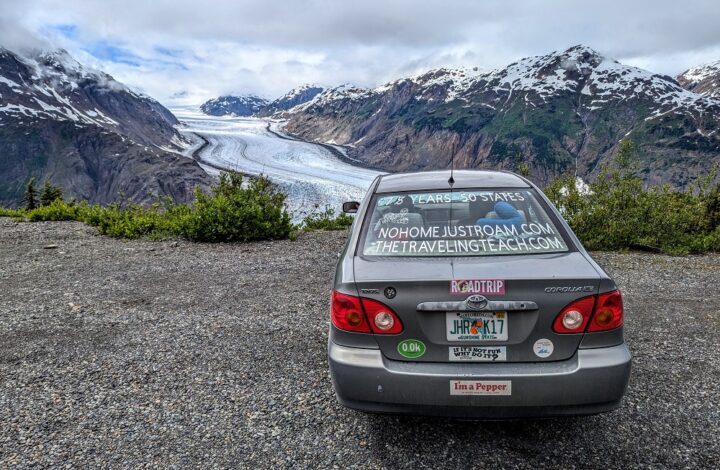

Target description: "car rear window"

left=360, top=189, right=569, bottom=257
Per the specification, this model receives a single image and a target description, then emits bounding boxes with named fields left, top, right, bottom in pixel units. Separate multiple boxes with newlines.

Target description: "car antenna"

left=448, top=148, right=455, bottom=187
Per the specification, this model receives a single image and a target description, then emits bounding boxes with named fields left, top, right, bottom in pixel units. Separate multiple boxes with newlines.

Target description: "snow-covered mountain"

left=200, top=95, right=269, bottom=116
left=677, top=60, right=720, bottom=98
left=298, top=45, right=719, bottom=122
left=283, top=45, right=720, bottom=188
left=201, top=85, right=324, bottom=117
left=0, top=47, right=211, bottom=207
left=257, top=84, right=324, bottom=116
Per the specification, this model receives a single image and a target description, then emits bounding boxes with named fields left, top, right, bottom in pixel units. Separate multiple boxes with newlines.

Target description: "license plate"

left=446, top=311, right=507, bottom=341
left=449, top=346, right=507, bottom=361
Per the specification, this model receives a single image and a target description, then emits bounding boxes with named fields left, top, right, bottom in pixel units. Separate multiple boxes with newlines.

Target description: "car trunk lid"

left=353, top=252, right=601, bottom=363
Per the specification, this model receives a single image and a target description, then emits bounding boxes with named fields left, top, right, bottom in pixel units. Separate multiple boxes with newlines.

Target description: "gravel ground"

left=0, top=219, right=718, bottom=469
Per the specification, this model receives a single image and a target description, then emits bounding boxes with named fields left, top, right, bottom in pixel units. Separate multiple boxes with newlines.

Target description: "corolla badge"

left=544, top=286, right=594, bottom=293
left=465, top=295, right=488, bottom=310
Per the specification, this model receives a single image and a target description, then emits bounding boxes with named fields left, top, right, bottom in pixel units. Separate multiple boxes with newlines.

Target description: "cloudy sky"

left=2, top=0, right=720, bottom=105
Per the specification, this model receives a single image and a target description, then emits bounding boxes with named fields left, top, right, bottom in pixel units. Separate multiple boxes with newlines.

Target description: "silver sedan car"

left=329, top=170, right=631, bottom=418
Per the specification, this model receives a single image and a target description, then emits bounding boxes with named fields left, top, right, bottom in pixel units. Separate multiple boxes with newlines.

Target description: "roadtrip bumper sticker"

left=450, top=380, right=512, bottom=396
left=450, top=279, right=505, bottom=295
left=449, top=346, right=507, bottom=362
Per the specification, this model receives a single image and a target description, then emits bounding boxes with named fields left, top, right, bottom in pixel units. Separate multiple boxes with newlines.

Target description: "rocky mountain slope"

left=201, top=85, right=324, bottom=118
left=678, top=60, right=720, bottom=98
left=282, top=45, right=720, bottom=188
left=200, top=94, right=269, bottom=116
left=0, top=47, right=211, bottom=207
left=257, top=84, right=324, bottom=116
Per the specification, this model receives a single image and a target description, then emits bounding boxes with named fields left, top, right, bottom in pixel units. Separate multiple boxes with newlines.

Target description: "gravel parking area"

left=1, top=219, right=719, bottom=468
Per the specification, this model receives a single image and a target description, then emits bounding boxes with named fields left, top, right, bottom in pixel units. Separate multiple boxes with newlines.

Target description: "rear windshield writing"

left=362, top=190, right=568, bottom=257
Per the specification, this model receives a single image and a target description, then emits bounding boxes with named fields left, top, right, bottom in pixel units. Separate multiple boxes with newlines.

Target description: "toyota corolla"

left=329, top=170, right=631, bottom=418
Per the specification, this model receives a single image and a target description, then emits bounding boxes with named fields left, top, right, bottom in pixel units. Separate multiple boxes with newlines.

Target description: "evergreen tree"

left=23, top=177, right=38, bottom=211
left=516, top=162, right=531, bottom=178
left=40, top=180, right=63, bottom=206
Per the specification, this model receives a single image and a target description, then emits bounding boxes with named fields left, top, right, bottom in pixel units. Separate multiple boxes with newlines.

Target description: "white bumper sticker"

left=533, top=338, right=554, bottom=358
left=450, top=380, right=512, bottom=396
left=449, top=346, right=507, bottom=362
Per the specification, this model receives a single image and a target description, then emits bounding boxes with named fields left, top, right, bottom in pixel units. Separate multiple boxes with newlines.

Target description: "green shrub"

left=180, top=173, right=292, bottom=242
left=0, top=207, right=25, bottom=218
left=0, top=171, right=293, bottom=243
left=301, top=206, right=354, bottom=231
left=545, top=140, right=719, bottom=254
left=25, top=199, right=82, bottom=221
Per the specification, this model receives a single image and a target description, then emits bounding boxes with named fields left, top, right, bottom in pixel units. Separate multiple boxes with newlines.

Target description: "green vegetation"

left=484, top=99, right=580, bottom=168
left=40, top=180, right=63, bottom=207
left=544, top=141, right=720, bottom=254
left=0, top=207, right=24, bottom=218
left=2, top=172, right=295, bottom=242
left=4, top=144, right=719, bottom=254
left=16, top=177, right=64, bottom=212
left=515, top=161, right=531, bottom=178
left=0, top=172, right=356, bottom=242
left=301, top=206, right=354, bottom=231
left=23, top=177, right=38, bottom=210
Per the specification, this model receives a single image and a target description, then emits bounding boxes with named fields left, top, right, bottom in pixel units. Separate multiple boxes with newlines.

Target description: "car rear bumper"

left=328, top=341, right=631, bottom=419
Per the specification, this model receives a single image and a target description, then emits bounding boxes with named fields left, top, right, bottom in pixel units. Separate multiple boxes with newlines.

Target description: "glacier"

left=172, top=107, right=383, bottom=222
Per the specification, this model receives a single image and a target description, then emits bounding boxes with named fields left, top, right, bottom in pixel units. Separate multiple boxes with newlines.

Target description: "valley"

left=4, top=44, right=720, bottom=212
left=173, top=107, right=383, bottom=220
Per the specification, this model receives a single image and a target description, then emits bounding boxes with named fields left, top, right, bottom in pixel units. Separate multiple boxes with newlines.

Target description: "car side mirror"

left=342, top=201, right=360, bottom=214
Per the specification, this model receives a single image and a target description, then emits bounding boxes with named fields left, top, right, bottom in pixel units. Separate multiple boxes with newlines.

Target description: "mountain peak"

left=0, top=47, right=165, bottom=127
left=677, top=60, right=720, bottom=97
left=561, top=44, right=603, bottom=57
left=199, top=94, right=269, bottom=116
left=259, top=85, right=325, bottom=115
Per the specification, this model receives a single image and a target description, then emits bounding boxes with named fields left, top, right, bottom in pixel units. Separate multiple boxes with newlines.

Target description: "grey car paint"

left=329, top=170, right=631, bottom=418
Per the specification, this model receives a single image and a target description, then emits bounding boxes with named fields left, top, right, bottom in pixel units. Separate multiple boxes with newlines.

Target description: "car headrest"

left=486, top=210, right=526, bottom=221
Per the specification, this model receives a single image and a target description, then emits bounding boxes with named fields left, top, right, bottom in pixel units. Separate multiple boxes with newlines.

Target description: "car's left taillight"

left=360, top=297, right=403, bottom=334
left=331, top=290, right=371, bottom=333
left=330, top=290, right=403, bottom=334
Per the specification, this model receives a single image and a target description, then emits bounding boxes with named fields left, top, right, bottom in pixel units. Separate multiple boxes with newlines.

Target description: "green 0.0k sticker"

left=397, top=339, right=426, bottom=359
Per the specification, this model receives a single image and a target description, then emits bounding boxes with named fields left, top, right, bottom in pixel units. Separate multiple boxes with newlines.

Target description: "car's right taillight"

left=552, top=295, right=595, bottom=333
left=552, top=290, right=624, bottom=334
left=587, top=290, right=624, bottom=332
left=330, top=290, right=370, bottom=333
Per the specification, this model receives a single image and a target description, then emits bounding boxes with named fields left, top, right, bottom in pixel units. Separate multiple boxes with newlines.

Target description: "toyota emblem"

left=465, top=295, right=488, bottom=310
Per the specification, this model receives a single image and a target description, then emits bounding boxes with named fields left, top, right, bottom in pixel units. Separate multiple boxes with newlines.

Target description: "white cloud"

left=2, top=0, right=720, bottom=105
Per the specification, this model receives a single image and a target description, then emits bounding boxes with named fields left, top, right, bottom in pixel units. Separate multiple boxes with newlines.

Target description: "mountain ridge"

left=0, top=47, right=211, bottom=207
left=199, top=84, right=324, bottom=117
left=279, top=45, right=720, bottom=188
